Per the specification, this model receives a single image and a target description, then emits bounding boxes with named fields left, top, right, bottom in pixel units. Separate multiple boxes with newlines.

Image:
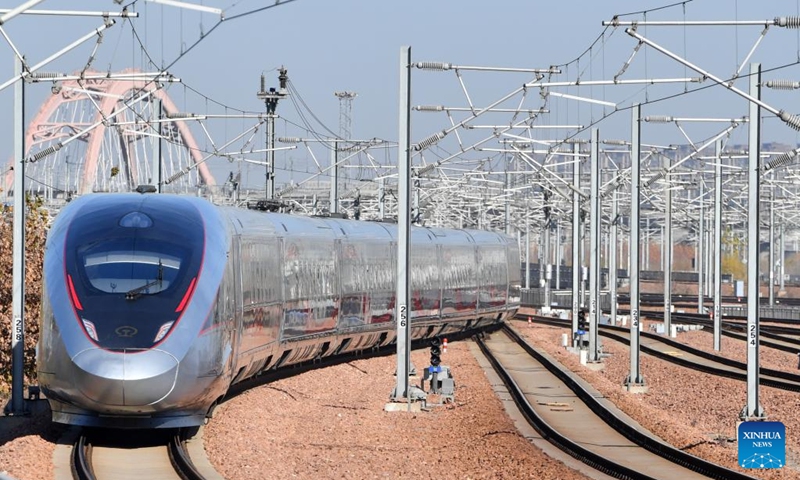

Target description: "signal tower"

left=334, top=91, right=357, bottom=140
left=334, top=91, right=357, bottom=201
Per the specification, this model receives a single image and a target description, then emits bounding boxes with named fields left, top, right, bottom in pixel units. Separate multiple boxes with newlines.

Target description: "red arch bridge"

left=3, top=70, right=216, bottom=203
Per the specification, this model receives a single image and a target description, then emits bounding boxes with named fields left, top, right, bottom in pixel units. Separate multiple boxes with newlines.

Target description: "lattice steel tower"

left=334, top=91, right=357, bottom=140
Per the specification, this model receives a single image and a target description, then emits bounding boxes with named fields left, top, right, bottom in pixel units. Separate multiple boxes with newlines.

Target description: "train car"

left=37, top=192, right=520, bottom=428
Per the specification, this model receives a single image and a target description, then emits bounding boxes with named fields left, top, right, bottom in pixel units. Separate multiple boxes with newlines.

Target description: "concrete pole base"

left=384, top=401, right=423, bottom=413
left=579, top=350, right=588, bottom=365
left=584, top=361, right=605, bottom=371
left=622, top=384, right=649, bottom=394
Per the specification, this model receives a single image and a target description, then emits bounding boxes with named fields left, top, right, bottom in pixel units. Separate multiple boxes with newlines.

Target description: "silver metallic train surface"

left=37, top=193, right=520, bottom=428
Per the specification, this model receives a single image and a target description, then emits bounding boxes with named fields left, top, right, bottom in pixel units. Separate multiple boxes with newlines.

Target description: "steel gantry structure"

left=7, top=3, right=800, bottom=423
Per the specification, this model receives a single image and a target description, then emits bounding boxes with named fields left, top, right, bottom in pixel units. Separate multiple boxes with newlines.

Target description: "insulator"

left=413, top=131, right=447, bottom=151
left=603, top=139, right=627, bottom=146
left=415, top=163, right=438, bottom=176
left=415, top=62, right=451, bottom=71
left=764, top=149, right=799, bottom=171
left=278, top=68, right=288, bottom=90
left=644, top=170, right=666, bottom=187
left=277, top=137, right=302, bottom=143
left=28, top=144, right=62, bottom=163
left=643, top=115, right=674, bottom=123
left=414, top=105, right=444, bottom=112
left=165, top=170, right=186, bottom=185
left=29, top=72, right=61, bottom=80
left=775, top=16, right=800, bottom=28
left=166, top=112, right=195, bottom=119
left=260, top=74, right=265, bottom=93
left=779, top=110, right=800, bottom=131
left=277, top=184, right=298, bottom=196
left=764, top=80, right=800, bottom=90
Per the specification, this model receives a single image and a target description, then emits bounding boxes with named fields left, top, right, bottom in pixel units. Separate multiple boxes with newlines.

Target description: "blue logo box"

left=738, top=421, right=785, bottom=469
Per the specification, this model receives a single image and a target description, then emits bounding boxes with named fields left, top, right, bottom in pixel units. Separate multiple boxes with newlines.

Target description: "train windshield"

left=81, top=244, right=182, bottom=297
left=64, top=196, right=205, bottom=350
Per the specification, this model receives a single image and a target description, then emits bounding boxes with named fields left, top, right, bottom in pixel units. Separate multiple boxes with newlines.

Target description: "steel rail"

left=168, top=431, right=206, bottom=480
left=485, top=325, right=756, bottom=480
left=474, top=330, right=654, bottom=480
left=648, top=312, right=800, bottom=350
left=524, top=316, right=800, bottom=392
left=70, top=435, right=95, bottom=480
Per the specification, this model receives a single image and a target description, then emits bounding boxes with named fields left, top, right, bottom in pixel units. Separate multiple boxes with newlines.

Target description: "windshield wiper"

left=125, top=260, right=163, bottom=301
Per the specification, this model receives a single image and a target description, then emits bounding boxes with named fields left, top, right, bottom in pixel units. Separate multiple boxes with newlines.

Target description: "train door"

left=278, top=236, right=288, bottom=342
left=229, top=234, right=244, bottom=381
left=334, top=238, right=343, bottom=329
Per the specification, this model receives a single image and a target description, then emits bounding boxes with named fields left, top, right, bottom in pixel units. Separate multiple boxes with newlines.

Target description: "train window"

left=81, top=245, right=182, bottom=295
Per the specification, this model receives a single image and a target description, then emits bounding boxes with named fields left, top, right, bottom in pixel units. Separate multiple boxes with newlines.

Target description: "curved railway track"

left=648, top=312, right=800, bottom=353
left=616, top=293, right=800, bottom=308
left=523, top=315, right=800, bottom=392
left=59, top=326, right=493, bottom=480
left=71, top=429, right=206, bottom=480
left=475, top=325, right=755, bottom=480
left=615, top=307, right=800, bottom=329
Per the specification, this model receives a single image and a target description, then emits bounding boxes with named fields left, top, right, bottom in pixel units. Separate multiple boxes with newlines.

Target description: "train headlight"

left=154, top=321, right=174, bottom=343
left=81, top=318, right=98, bottom=341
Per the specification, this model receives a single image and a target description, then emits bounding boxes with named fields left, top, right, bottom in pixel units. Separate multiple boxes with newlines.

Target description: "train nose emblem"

left=115, top=326, right=138, bottom=337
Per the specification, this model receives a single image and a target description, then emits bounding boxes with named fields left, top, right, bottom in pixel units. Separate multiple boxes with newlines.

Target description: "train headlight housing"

left=154, top=321, right=174, bottom=343
left=81, top=318, right=98, bottom=341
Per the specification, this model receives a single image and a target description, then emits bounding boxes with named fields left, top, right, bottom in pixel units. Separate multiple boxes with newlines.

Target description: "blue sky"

left=1, top=0, right=799, bottom=189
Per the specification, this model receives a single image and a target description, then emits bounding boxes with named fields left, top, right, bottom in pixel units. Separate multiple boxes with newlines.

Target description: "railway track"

left=651, top=312, right=800, bottom=353
left=71, top=429, right=207, bottom=480
left=616, top=308, right=800, bottom=352
left=615, top=307, right=800, bottom=329
left=475, top=324, right=755, bottom=480
left=59, top=326, right=496, bottom=480
left=616, top=293, right=800, bottom=308
left=523, top=316, right=800, bottom=392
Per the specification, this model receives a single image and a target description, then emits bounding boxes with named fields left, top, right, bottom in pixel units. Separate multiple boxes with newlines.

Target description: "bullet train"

left=37, top=192, right=520, bottom=428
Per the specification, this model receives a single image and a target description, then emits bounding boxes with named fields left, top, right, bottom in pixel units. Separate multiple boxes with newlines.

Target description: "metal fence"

left=722, top=305, right=800, bottom=321
left=522, top=289, right=800, bottom=321
left=521, top=288, right=612, bottom=312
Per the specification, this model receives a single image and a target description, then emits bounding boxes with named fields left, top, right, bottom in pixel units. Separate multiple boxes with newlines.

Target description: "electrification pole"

left=625, top=104, right=646, bottom=392
left=743, top=63, right=764, bottom=420
left=392, top=46, right=412, bottom=405
left=663, top=153, right=672, bottom=335
left=7, top=55, right=26, bottom=415
left=713, top=139, right=722, bottom=351
left=780, top=223, right=786, bottom=294
left=769, top=191, right=775, bottom=307
left=698, top=181, right=704, bottom=314
left=571, top=142, right=581, bottom=346
left=257, top=68, right=288, bottom=200
left=610, top=190, right=618, bottom=327
left=151, top=97, right=162, bottom=192
left=543, top=189, right=551, bottom=308
left=588, top=128, right=601, bottom=363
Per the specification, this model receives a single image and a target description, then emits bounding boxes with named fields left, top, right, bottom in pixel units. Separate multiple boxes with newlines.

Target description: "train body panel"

left=37, top=193, right=520, bottom=428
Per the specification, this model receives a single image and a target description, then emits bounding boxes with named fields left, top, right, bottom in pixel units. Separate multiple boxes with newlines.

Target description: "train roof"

left=222, top=205, right=514, bottom=246
left=53, top=194, right=515, bottom=248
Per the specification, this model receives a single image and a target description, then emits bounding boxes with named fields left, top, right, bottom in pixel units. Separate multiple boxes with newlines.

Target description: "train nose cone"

left=71, top=348, right=179, bottom=406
